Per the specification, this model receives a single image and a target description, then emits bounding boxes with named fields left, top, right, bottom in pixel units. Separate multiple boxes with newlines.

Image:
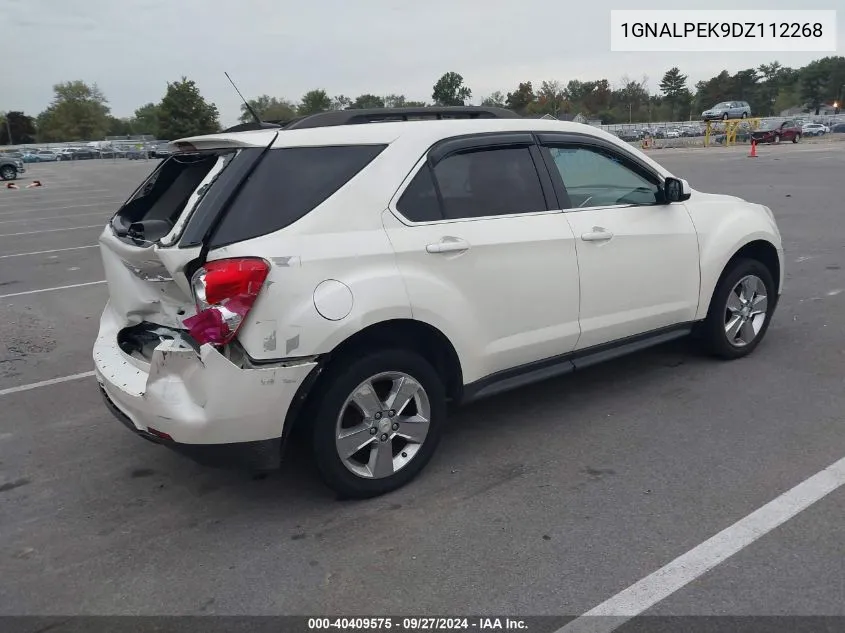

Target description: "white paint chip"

left=826, top=290, right=842, bottom=296
left=556, top=455, right=845, bottom=633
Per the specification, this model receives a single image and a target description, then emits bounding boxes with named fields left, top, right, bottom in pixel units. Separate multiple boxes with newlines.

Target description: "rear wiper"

left=128, top=219, right=172, bottom=245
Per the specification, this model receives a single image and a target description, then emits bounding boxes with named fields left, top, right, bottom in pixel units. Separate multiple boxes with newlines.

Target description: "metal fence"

left=1, top=114, right=843, bottom=154
left=599, top=114, right=845, bottom=148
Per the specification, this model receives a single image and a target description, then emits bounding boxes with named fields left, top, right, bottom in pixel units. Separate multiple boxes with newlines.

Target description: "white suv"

left=94, top=107, right=784, bottom=498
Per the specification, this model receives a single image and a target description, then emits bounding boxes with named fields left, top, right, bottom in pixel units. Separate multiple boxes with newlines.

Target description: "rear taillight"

left=183, top=257, right=269, bottom=346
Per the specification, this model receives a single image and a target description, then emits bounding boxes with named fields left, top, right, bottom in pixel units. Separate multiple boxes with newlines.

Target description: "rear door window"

left=208, top=144, right=386, bottom=248
left=433, top=147, right=547, bottom=220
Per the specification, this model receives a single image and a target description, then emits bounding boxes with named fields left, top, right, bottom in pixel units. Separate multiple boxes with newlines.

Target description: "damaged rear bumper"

left=93, top=301, right=320, bottom=470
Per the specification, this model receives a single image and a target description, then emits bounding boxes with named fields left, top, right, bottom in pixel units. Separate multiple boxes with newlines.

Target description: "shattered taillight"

left=183, top=257, right=270, bottom=346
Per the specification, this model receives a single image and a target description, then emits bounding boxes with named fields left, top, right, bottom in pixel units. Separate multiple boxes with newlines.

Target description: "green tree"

left=384, top=94, right=407, bottom=108
left=403, top=100, right=428, bottom=107
left=298, top=89, right=333, bottom=115
left=332, top=95, right=352, bottom=110
left=612, top=77, right=650, bottom=122
left=0, top=111, right=37, bottom=145
left=131, top=103, right=160, bottom=136
left=799, top=61, right=829, bottom=114
left=156, top=77, right=220, bottom=140
left=534, top=80, right=567, bottom=116
left=506, top=82, right=536, bottom=115
left=36, top=81, right=111, bottom=142
left=432, top=72, right=472, bottom=106
left=351, top=94, right=386, bottom=109
left=659, top=67, right=689, bottom=119
left=480, top=91, right=506, bottom=108
left=239, top=95, right=297, bottom=123
left=106, top=116, right=134, bottom=137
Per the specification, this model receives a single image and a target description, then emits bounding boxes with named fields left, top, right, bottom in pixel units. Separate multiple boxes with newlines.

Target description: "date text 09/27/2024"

left=307, top=618, right=528, bottom=630
left=620, top=22, right=824, bottom=39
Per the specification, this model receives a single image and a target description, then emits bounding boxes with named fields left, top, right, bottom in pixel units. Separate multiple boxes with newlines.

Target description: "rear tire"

left=699, top=258, right=776, bottom=360
left=311, top=348, right=447, bottom=499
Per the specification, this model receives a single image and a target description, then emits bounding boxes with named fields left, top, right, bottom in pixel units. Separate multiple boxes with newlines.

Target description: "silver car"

left=702, top=101, right=751, bottom=121
left=36, top=150, right=59, bottom=162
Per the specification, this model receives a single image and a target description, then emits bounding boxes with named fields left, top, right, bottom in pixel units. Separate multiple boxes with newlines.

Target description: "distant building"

left=526, top=113, right=576, bottom=122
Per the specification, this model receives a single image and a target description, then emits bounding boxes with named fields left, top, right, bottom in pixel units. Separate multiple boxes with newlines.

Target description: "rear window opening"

left=111, top=151, right=233, bottom=245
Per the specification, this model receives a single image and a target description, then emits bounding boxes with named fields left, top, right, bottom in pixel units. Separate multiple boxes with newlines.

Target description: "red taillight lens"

left=183, top=257, right=269, bottom=346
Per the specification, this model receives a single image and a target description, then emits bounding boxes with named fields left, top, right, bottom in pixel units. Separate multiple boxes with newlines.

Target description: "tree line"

left=2, top=57, right=843, bottom=145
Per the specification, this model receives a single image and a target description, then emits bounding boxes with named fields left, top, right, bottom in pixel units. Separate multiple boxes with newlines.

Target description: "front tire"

left=0, top=165, right=16, bottom=181
left=700, top=258, right=776, bottom=360
left=793, top=133, right=801, bottom=143
left=311, top=349, right=447, bottom=498
left=722, top=113, right=729, bottom=120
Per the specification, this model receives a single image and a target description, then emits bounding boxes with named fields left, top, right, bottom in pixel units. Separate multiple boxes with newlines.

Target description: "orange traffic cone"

left=748, top=139, right=758, bottom=158
left=6, top=182, right=19, bottom=189
left=26, top=180, right=42, bottom=188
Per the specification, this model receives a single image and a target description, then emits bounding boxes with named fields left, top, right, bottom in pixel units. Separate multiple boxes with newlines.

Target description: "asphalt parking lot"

left=1, top=143, right=844, bottom=624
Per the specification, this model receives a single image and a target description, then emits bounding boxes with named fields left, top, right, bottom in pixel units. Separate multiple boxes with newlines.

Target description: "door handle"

left=426, top=237, right=470, bottom=254
left=581, top=228, right=613, bottom=242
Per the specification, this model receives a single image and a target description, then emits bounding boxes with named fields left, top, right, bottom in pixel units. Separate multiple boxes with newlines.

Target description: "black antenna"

left=225, top=71, right=262, bottom=125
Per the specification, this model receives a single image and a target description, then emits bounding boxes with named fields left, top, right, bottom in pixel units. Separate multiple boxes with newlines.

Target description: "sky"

left=5, top=0, right=843, bottom=127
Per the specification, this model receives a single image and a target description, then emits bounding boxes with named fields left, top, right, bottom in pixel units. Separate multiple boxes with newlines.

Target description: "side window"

left=396, top=165, right=443, bottom=222
left=432, top=147, right=547, bottom=220
left=545, top=145, right=660, bottom=208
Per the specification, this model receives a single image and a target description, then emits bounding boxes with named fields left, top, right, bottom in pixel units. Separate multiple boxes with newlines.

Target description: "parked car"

left=55, top=148, right=78, bottom=161
left=752, top=120, right=802, bottom=144
left=35, top=149, right=59, bottom=162
left=94, top=107, right=784, bottom=498
left=665, top=128, right=681, bottom=139
left=0, top=154, right=24, bottom=180
left=22, top=151, right=41, bottom=163
left=702, top=101, right=751, bottom=121
left=149, top=142, right=173, bottom=159
left=801, top=123, right=829, bottom=136
left=125, top=148, right=145, bottom=160
left=616, top=129, right=642, bottom=142
left=831, top=122, right=845, bottom=133
left=71, top=147, right=98, bottom=160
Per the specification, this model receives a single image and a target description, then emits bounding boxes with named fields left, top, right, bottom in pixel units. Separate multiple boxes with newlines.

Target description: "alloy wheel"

left=335, top=371, right=431, bottom=479
left=724, top=275, right=768, bottom=347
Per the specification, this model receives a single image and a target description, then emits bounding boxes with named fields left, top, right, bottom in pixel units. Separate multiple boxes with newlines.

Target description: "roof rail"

left=283, top=106, right=521, bottom=130
left=221, top=120, right=283, bottom=133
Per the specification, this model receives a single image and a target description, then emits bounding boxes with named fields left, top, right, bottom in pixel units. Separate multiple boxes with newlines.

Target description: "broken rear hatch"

left=98, top=133, right=277, bottom=342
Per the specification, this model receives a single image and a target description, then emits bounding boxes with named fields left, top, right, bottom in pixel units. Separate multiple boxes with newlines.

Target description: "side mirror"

left=662, top=177, right=691, bottom=203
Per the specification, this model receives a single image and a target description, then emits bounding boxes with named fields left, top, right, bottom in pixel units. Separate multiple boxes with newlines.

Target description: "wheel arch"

left=285, top=318, right=464, bottom=436
left=699, top=238, right=782, bottom=320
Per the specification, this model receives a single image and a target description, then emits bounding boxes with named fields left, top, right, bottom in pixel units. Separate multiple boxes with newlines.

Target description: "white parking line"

left=0, top=200, right=123, bottom=217
left=0, top=245, right=99, bottom=259
left=557, top=455, right=845, bottom=633
left=0, top=371, right=96, bottom=397
left=0, top=280, right=106, bottom=299
left=0, top=225, right=103, bottom=238
left=0, top=211, right=110, bottom=225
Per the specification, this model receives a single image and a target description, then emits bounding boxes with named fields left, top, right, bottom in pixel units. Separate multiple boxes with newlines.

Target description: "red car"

left=752, top=120, right=802, bottom=144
